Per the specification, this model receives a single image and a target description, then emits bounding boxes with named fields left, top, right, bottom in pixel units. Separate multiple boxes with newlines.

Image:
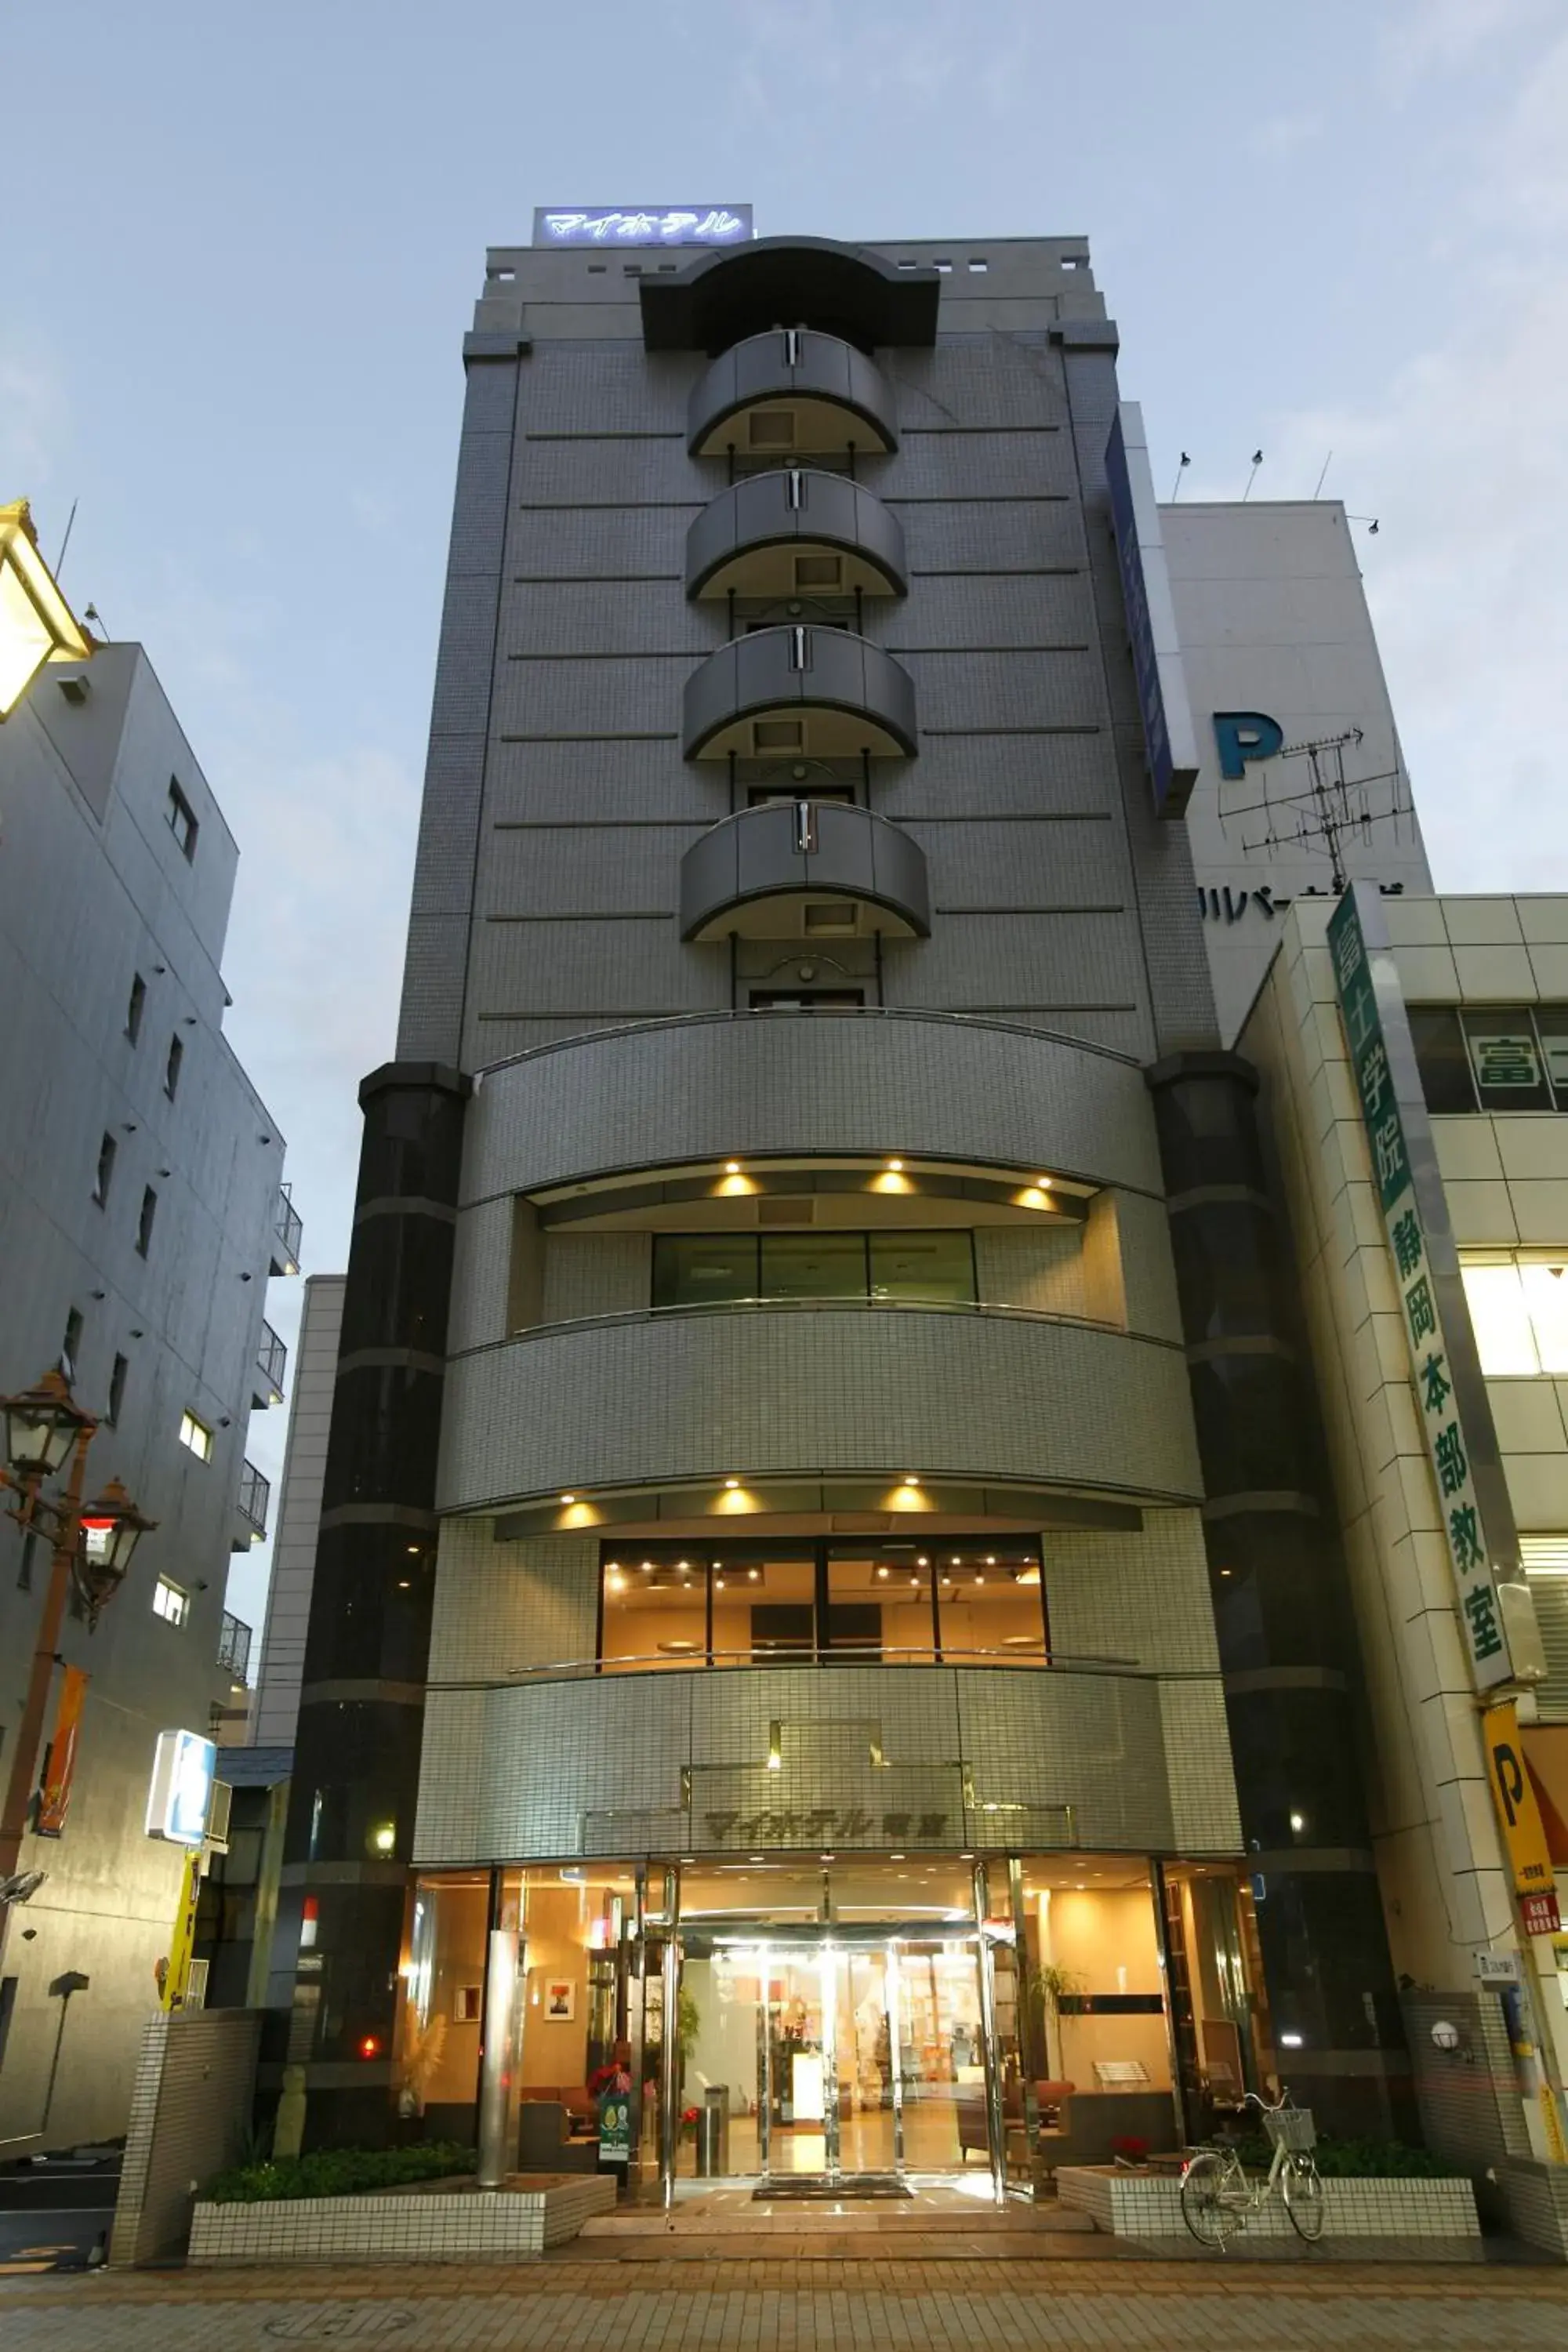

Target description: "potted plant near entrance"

left=1029, top=1964, right=1082, bottom=2081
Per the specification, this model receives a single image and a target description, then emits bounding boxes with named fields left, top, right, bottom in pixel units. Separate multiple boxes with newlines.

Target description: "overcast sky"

left=5, top=0, right=1566, bottom=1627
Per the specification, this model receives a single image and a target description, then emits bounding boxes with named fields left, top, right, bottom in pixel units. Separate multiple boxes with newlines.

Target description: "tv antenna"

left=1218, top=727, right=1414, bottom=893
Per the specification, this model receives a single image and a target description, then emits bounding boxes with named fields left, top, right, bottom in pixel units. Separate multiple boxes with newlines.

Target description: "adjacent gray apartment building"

left=275, top=224, right=1420, bottom=2187
left=0, top=643, right=299, bottom=2151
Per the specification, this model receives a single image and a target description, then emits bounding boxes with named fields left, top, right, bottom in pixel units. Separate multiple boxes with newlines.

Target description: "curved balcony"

left=684, top=625, right=916, bottom=762
left=437, top=1306, right=1200, bottom=1516
left=680, top=800, right=929, bottom=942
left=688, top=328, right=899, bottom=458
left=643, top=238, right=941, bottom=361
left=462, top=1011, right=1164, bottom=1202
left=687, top=470, right=907, bottom=601
left=415, top=1661, right=1192, bottom=1865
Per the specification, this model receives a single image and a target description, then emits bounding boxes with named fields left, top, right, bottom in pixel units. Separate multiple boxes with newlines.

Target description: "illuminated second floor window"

left=1461, top=1254, right=1568, bottom=1374
left=652, top=1230, right=977, bottom=1309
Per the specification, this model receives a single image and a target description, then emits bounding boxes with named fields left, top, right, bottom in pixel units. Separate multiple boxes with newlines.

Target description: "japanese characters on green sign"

left=1327, top=893, right=1513, bottom=1690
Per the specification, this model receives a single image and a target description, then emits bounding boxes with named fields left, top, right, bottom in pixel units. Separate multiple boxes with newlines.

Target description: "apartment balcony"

left=415, top=1657, right=1196, bottom=1867
left=680, top=800, right=929, bottom=942
left=269, top=1182, right=303, bottom=1277
left=644, top=238, right=940, bottom=363
left=251, top=1318, right=288, bottom=1409
left=232, top=1458, right=270, bottom=1550
left=459, top=1011, right=1165, bottom=1207
left=685, top=325, right=900, bottom=458
left=687, top=470, right=907, bottom=603
left=438, top=1305, right=1200, bottom=1519
left=683, top=626, right=916, bottom=762
left=217, top=1610, right=252, bottom=1683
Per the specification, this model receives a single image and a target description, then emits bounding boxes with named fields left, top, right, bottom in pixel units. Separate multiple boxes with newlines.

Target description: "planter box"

left=188, top=2172, right=617, bottom=2267
left=1056, top=2164, right=1481, bottom=2242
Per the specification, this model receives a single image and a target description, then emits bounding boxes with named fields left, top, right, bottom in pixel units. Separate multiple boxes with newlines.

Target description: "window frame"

left=135, top=1184, right=158, bottom=1258
left=166, top=777, right=199, bottom=861
left=125, top=972, right=147, bottom=1044
left=93, top=1131, right=118, bottom=1207
left=164, top=1033, right=184, bottom=1100
left=650, top=1228, right=978, bottom=1312
left=152, top=1575, right=190, bottom=1628
left=179, top=1408, right=214, bottom=1462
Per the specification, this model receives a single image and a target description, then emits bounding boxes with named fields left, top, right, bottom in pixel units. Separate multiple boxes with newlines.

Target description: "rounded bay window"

left=642, top=238, right=940, bottom=363
left=687, top=471, right=907, bottom=602
left=683, top=624, right=916, bottom=761
left=680, top=800, right=929, bottom=941
left=688, top=327, right=900, bottom=459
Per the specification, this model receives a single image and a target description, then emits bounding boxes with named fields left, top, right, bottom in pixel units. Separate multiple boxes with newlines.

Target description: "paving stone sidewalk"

left=4, top=2256, right=1568, bottom=2351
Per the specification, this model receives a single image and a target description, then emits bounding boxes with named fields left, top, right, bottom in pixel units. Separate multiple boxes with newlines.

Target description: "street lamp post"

left=0, top=501, right=93, bottom=722
left=0, top=1370, right=154, bottom=1967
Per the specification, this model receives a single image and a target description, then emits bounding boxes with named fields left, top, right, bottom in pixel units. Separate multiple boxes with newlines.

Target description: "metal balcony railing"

left=218, top=1610, right=253, bottom=1682
left=253, top=1319, right=288, bottom=1406
left=270, top=1182, right=303, bottom=1276
left=235, top=1460, right=270, bottom=1541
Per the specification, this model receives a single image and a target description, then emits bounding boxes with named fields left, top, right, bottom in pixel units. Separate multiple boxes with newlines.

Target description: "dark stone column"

left=1146, top=1050, right=1416, bottom=2142
left=275, top=1061, right=470, bottom=2150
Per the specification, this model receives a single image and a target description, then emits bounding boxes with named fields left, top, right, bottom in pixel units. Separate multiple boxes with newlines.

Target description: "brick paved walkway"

left=4, top=2256, right=1567, bottom=2350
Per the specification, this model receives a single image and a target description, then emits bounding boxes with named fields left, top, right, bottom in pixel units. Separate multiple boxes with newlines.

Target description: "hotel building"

left=271, top=223, right=1432, bottom=2193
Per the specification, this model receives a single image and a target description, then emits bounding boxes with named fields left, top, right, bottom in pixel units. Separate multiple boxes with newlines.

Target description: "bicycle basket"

left=1263, top=2106, right=1316, bottom=2153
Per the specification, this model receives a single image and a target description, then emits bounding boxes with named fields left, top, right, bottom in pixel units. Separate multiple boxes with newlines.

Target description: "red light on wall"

left=358, top=2034, right=382, bottom=2060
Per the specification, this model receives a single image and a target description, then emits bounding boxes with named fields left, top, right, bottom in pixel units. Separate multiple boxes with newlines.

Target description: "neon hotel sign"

left=533, top=206, right=752, bottom=248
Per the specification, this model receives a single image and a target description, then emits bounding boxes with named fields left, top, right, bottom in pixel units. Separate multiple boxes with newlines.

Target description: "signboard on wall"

left=1328, top=884, right=1524, bottom=1691
left=1104, top=404, right=1200, bottom=818
left=532, top=206, right=752, bottom=248
left=144, top=1727, right=216, bottom=1847
left=1482, top=1701, right=1563, bottom=1937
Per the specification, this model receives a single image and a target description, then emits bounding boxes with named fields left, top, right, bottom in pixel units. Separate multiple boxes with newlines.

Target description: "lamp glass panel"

left=0, top=561, right=52, bottom=717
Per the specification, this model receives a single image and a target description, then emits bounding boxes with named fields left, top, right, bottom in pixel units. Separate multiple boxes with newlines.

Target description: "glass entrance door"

left=697, top=1931, right=982, bottom=2187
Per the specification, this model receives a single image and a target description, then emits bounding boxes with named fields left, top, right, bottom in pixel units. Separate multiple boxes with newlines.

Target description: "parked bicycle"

left=1179, top=2086, right=1324, bottom=2250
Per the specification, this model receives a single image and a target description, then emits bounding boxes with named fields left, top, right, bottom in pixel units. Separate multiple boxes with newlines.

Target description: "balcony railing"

left=270, top=1182, right=303, bottom=1277
left=432, top=1646, right=1144, bottom=1688
left=218, top=1610, right=253, bottom=1682
left=235, top=1459, right=270, bottom=1543
left=252, top=1319, right=288, bottom=1406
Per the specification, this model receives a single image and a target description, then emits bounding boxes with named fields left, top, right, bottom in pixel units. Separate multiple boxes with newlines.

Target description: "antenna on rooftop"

left=1220, top=728, right=1414, bottom=894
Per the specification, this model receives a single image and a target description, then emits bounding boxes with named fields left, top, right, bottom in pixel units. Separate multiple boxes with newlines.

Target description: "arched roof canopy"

left=641, top=237, right=940, bottom=357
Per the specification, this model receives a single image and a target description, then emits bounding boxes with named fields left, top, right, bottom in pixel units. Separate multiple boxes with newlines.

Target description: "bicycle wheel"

left=1181, top=2152, right=1240, bottom=2250
left=1282, top=2153, right=1325, bottom=2243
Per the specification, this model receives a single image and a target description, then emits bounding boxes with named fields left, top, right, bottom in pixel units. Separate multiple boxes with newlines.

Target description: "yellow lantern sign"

left=0, top=500, right=93, bottom=720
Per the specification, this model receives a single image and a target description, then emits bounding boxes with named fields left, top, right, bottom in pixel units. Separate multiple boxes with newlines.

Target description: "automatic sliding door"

left=893, top=1937, right=984, bottom=2173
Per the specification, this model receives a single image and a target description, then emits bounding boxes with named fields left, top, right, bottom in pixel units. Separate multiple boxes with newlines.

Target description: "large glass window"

left=1410, top=1004, right=1568, bottom=1115
left=1462, top=1254, right=1568, bottom=1374
left=652, top=1231, right=977, bottom=1311
left=600, top=1540, right=1045, bottom=1671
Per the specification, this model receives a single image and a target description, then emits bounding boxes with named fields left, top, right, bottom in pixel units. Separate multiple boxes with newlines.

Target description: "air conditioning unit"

left=205, top=1779, right=234, bottom=1855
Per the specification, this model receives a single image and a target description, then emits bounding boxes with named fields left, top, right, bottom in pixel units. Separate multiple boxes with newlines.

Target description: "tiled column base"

left=188, top=2176, right=617, bottom=2265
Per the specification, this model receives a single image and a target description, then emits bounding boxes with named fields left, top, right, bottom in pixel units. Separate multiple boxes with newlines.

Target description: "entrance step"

left=579, top=2200, right=1099, bottom=2240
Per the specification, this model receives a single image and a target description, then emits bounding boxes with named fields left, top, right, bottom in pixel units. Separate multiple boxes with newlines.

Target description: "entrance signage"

left=1483, top=1701, right=1563, bottom=1937
left=1329, top=884, right=1533, bottom=1692
left=704, top=1807, right=949, bottom=1845
left=533, top=206, right=752, bottom=249
left=598, top=2076, right=632, bottom=2165
left=1105, top=404, right=1200, bottom=818
left=1475, top=1949, right=1524, bottom=1986
left=1213, top=710, right=1285, bottom=780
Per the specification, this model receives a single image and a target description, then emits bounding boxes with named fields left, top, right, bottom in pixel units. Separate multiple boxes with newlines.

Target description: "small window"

left=802, top=902, right=858, bottom=937
left=166, top=779, right=198, bottom=861
left=749, top=785, right=856, bottom=807
left=793, top=554, right=843, bottom=591
left=753, top=719, right=804, bottom=753
left=107, top=1353, right=129, bottom=1427
left=622, top=263, right=643, bottom=277
left=1409, top=1007, right=1477, bottom=1113
left=152, top=1576, right=189, bottom=1628
left=93, top=1132, right=118, bottom=1207
left=125, top=973, right=147, bottom=1044
left=492, top=266, right=515, bottom=283
left=60, top=1308, right=84, bottom=1383
left=1462, top=1011, right=1553, bottom=1112
left=967, top=259, right=989, bottom=273
left=587, top=263, right=608, bottom=274
left=747, top=410, right=796, bottom=450
left=136, top=1185, right=158, bottom=1257
left=164, top=1034, right=184, bottom=1100
left=932, top=260, right=953, bottom=274
left=179, top=1410, right=213, bottom=1461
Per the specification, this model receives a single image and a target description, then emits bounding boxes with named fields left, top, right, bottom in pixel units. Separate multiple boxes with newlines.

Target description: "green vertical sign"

left=1328, top=892, right=1514, bottom=1691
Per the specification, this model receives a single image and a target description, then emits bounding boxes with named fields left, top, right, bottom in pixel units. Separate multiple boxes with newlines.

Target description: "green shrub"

left=205, top=2142, right=477, bottom=2205
left=1222, top=2130, right=1459, bottom=2180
